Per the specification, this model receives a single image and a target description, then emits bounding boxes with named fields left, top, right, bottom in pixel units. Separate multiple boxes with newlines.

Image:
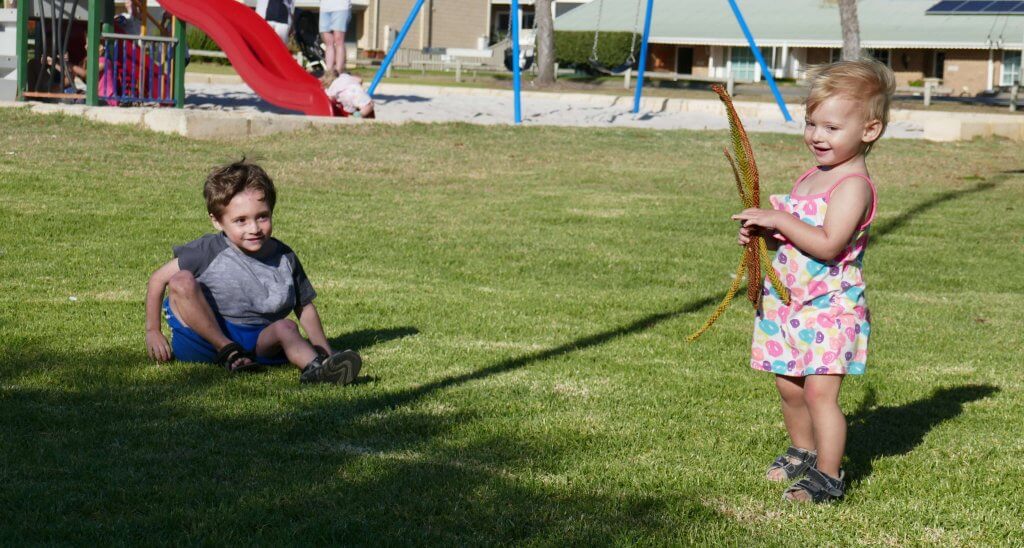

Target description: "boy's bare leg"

left=770, top=374, right=815, bottom=480
left=803, top=374, right=846, bottom=478
left=167, top=271, right=247, bottom=364
left=168, top=271, right=230, bottom=347
left=254, top=319, right=318, bottom=369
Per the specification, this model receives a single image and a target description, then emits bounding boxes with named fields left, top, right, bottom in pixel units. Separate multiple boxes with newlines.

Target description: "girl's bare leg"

left=769, top=374, right=815, bottom=480
left=803, top=374, right=846, bottom=478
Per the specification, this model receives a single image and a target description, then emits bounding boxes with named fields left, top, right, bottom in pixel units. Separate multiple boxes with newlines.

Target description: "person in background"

left=257, top=0, right=295, bottom=44
left=318, top=0, right=351, bottom=82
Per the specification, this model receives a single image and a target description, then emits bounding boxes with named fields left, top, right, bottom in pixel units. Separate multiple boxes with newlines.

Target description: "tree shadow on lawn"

left=872, top=180, right=999, bottom=242
left=0, top=298, right=744, bottom=542
left=870, top=169, right=1023, bottom=243
left=342, top=294, right=721, bottom=415
left=328, top=326, right=419, bottom=353
left=845, top=384, right=999, bottom=483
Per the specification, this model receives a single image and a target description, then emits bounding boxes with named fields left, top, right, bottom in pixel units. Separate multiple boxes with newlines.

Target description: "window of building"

left=555, top=2, right=584, bottom=17
left=490, top=7, right=535, bottom=44
left=867, top=49, right=890, bottom=66
left=1002, top=50, right=1021, bottom=86
left=731, top=47, right=757, bottom=81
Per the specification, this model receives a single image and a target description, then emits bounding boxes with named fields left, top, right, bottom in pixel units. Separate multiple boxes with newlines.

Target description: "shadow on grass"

left=872, top=180, right=1000, bottom=242
left=845, top=384, right=999, bottom=482
left=348, top=294, right=721, bottom=414
left=0, top=298, right=735, bottom=543
left=328, top=326, right=419, bottom=353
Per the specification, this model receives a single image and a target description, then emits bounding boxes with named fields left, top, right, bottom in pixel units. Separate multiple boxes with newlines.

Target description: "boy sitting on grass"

left=145, top=159, right=361, bottom=385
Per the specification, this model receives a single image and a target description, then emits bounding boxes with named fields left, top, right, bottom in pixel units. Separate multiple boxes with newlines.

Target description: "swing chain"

left=590, top=0, right=604, bottom=62
left=590, top=0, right=642, bottom=66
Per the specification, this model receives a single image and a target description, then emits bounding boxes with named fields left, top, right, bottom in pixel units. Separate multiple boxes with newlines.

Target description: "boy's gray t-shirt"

left=173, top=233, right=316, bottom=326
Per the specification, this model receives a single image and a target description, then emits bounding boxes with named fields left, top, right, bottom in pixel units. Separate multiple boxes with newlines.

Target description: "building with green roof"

left=555, top=0, right=1024, bottom=95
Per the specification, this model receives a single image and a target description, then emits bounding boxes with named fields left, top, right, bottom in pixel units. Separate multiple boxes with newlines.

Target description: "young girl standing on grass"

left=733, top=58, right=895, bottom=503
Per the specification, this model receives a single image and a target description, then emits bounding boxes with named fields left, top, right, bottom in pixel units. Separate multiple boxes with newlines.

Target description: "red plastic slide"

left=161, top=0, right=334, bottom=116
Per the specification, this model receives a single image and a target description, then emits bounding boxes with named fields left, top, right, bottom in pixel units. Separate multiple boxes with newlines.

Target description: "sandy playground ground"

left=184, top=81, right=929, bottom=139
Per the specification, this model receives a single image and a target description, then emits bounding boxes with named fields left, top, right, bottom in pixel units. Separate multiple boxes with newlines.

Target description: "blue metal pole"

left=511, top=0, right=522, bottom=124
left=726, top=0, right=792, bottom=122
left=632, top=0, right=654, bottom=114
left=368, top=0, right=427, bottom=96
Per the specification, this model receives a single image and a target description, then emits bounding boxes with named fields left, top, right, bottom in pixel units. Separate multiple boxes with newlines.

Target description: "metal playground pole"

left=632, top=0, right=654, bottom=114
left=511, top=0, right=522, bottom=124
left=368, top=0, right=427, bottom=96
left=726, top=0, right=792, bottom=122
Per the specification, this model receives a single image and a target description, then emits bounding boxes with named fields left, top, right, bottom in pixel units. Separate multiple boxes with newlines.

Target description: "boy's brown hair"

left=805, top=57, right=896, bottom=152
left=203, top=159, right=277, bottom=218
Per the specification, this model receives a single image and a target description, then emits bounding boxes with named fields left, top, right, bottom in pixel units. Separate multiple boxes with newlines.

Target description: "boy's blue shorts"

left=163, top=298, right=287, bottom=365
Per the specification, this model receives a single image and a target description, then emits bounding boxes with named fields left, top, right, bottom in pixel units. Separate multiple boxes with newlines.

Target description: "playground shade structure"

left=160, top=0, right=333, bottom=116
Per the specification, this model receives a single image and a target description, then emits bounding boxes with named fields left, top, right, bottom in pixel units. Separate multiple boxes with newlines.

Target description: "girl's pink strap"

left=791, top=167, right=820, bottom=194
left=825, top=174, right=878, bottom=230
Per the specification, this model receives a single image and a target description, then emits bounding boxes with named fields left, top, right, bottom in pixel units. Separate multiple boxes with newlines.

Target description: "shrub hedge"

left=554, top=30, right=638, bottom=70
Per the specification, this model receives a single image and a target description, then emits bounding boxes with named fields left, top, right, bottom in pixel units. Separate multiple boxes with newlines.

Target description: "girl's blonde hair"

left=805, top=57, right=896, bottom=152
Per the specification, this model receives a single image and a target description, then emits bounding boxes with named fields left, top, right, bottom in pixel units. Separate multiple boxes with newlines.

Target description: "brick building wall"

left=942, top=50, right=992, bottom=94
left=366, top=0, right=489, bottom=51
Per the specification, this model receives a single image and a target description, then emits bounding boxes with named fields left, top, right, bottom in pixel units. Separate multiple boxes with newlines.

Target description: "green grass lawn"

left=1, top=108, right=1022, bottom=544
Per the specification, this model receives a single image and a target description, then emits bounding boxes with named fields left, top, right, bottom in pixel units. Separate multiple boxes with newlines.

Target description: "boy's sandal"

left=782, top=467, right=845, bottom=503
left=766, top=446, right=817, bottom=482
left=215, top=342, right=258, bottom=373
left=300, top=349, right=362, bottom=385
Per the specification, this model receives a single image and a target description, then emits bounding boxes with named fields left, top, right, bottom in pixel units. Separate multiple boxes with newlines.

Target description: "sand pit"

left=185, top=81, right=927, bottom=139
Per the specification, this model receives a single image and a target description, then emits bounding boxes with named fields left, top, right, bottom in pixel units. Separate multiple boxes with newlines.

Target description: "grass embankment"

left=0, top=109, right=1022, bottom=544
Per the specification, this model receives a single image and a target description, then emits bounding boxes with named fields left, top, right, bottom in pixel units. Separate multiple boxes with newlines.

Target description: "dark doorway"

left=676, top=47, right=694, bottom=74
left=933, top=51, right=946, bottom=80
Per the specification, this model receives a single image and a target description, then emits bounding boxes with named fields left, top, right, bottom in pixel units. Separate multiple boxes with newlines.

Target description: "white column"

left=987, top=48, right=994, bottom=91
left=781, top=44, right=790, bottom=78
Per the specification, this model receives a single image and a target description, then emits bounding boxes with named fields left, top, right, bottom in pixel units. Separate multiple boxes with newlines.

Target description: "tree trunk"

left=838, top=0, right=861, bottom=61
left=534, top=0, right=556, bottom=87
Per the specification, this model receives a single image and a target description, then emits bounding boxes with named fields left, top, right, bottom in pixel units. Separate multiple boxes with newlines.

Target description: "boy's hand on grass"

left=146, top=330, right=172, bottom=362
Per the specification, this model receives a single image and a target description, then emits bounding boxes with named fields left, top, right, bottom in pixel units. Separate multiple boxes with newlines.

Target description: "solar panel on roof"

left=958, top=1, right=994, bottom=11
left=926, top=0, right=1024, bottom=13
left=982, top=0, right=1021, bottom=11
left=926, top=1, right=966, bottom=14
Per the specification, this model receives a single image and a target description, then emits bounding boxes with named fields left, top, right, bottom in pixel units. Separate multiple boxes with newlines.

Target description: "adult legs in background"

left=321, top=30, right=336, bottom=77
left=332, top=30, right=346, bottom=74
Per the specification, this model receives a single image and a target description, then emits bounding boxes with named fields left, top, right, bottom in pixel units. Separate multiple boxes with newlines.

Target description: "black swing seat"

left=587, top=55, right=634, bottom=75
left=504, top=47, right=534, bottom=71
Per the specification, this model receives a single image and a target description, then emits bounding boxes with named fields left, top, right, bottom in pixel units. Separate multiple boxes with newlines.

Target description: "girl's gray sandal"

left=766, top=446, right=817, bottom=481
left=782, top=467, right=846, bottom=503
